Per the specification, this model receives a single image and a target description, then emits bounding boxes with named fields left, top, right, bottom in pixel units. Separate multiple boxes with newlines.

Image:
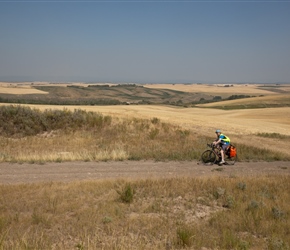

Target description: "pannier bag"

left=229, top=145, right=237, bottom=157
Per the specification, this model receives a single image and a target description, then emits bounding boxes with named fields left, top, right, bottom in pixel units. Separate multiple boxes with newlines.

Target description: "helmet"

left=215, top=129, right=221, bottom=133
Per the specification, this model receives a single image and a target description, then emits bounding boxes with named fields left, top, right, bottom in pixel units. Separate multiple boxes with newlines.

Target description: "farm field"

left=144, top=83, right=288, bottom=96
left=198, top=94, right=290, bottom=109
left=0, top=84, right=48, bottom=94
left=1, top=82, right=290, bottom=105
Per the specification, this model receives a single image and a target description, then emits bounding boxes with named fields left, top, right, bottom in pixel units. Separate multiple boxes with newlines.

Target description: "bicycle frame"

left=201, top=143, right=237, bottom=165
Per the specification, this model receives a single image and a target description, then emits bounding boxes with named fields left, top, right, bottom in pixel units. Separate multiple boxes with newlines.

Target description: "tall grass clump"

left=256, top=132, right=290, bottom=140
left=117, top=183, right=134, bottom=203
left=236, top=143, right=290, bottom=161
left=0, top=176, right=289, bottom=249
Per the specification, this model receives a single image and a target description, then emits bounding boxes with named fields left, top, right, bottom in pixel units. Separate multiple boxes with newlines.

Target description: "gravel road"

left=1, top=161, right=290, bottom=184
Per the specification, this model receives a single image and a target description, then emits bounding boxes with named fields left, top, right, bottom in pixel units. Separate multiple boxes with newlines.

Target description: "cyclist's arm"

left=213, top=138, right=221, bottom=145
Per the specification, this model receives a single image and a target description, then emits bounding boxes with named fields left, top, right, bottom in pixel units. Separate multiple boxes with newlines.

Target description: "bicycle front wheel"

left=201, top=150, right=217, bottom=165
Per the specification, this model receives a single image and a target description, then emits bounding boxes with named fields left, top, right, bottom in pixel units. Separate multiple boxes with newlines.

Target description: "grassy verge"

left=201, top=104, right=290, bottom=110
left=256, top=132, right=290, bottom=140
left=0, top=176, right=289, bottom=249
left=1, top=105, right=290, bottom=163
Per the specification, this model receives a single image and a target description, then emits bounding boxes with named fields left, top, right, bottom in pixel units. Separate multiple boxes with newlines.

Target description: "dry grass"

left=1, top=106, right=289, bottom=163
left=0, top=116, right=204, bottom=163
left=1, top=103, right=290, bottom=158
left=1, top=104, right=289, bottom=136
left=0, top=176, right=289, bottom=249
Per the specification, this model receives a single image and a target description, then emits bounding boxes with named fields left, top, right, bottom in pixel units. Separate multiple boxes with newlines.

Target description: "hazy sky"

left=1, top=0, right=290, bottom=83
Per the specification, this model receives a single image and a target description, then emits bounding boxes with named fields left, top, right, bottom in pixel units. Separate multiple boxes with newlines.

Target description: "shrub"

left=151, top=117, right=160, bottom=124
left=117, top=184, right=134, bottom=203
left=176, top=225, right=195, bottom=247
left=272, top=207, right=286, bottom=220
left=0, top=105, right=111, bottom=137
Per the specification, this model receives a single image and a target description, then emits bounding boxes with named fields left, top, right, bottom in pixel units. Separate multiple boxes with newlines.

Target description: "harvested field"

left=198, top=94, right=290, bottom=108
left=0, top=86, right=48, bottom=95
left=144, top=83, right=283, bottom=96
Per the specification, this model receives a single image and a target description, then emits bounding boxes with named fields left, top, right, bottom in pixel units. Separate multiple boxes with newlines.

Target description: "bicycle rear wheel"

left=201, top=150, right=217, bottom=164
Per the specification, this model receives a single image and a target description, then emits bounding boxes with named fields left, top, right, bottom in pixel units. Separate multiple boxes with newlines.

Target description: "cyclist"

left=213, top=129, right=230, bottom=164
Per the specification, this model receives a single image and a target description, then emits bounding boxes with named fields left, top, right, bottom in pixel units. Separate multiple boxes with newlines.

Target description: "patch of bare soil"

left=0, top=161, right=289, bottom=184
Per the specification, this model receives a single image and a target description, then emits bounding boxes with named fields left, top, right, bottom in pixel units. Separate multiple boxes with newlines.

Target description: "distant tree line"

left=196, top=94, right=253, bottom=105
left=0, top=97, right=123, bottom=105
left=85, top=84, right=139, bottom=88
left=226, top=95, right=252, bottom=100
left=0, top=94, right=255, bottom=107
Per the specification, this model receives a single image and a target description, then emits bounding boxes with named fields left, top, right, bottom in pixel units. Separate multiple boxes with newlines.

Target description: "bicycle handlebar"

left=207, top=143, right=220, bottom=149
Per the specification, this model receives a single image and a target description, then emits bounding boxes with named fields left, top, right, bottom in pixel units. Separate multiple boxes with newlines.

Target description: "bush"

left=0, top=105, right=111, bottom=137
left=117, top=184, right=134, bottom=203
left=176, top=225, right=195, bottom=247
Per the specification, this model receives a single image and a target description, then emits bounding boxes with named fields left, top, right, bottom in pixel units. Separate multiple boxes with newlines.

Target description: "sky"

left=0, top=0, right=290, bottom=83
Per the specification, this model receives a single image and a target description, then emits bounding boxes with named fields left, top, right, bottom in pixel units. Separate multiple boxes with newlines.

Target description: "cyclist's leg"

left=220, top=144, right=229, bottom=163
left=220, top=149, right=225, bottom=162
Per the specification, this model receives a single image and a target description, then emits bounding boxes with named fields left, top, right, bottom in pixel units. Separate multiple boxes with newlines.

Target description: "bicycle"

left=201, top=143, right=237, bottom=165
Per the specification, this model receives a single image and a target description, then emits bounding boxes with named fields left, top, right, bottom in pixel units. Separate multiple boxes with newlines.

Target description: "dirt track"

left=1, top=161, right=290, bottom=184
